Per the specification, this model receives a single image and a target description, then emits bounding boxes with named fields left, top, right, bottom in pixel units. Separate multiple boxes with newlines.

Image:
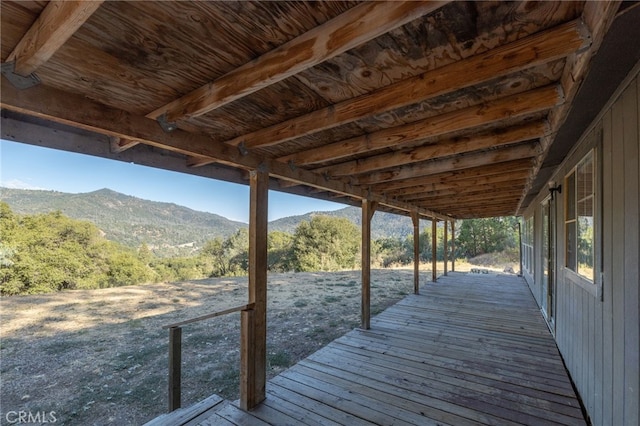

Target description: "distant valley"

left=1, top=188, right=417, bottom=256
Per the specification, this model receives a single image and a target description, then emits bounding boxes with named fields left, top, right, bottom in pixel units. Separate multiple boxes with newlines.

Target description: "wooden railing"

left=162, top=303, right=255, bottom=412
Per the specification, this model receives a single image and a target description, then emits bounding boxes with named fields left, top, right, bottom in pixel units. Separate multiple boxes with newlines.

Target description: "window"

left=564, top=150, right=595, bottom=282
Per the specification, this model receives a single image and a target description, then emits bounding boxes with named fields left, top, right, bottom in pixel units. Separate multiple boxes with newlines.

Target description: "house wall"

left=522, top=68, right=639, bottom=425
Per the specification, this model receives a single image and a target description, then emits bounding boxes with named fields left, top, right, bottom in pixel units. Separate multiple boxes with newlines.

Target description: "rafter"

left=356, top=142, right=539, bottom=185
left=397, top=180, right=529, bottom=202
left=147, top=1, right=448, bottom=124
left=372, top=159, right=534, bottom=192
left=281, top=85, right=560, bottom=167
left=221, top=18, right=588, bottom=151
left=385, top=171, right=532, bottom=198
left=313, top=121, right=547, bottom=177
left=1, top=77, right=453, bottom=222
left=6, top=0, right=104, bottom=77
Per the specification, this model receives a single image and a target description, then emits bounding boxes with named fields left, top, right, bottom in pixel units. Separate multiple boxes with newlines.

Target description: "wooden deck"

left=147, top=272, right=586, bottom=425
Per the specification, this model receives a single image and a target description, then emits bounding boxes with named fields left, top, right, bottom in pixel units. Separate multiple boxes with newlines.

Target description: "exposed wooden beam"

left=451, top=221, right=456, bottom=272
left=109, top=137, right=140, bottom=154
left=443, top=220, right=448, bottom=276
left=410, top=189, right=525, bottom=206
left=420, top=194, right=522, bottom=210
left=314, top=121, right=548, bottom=177
left=357, top=142, right=540, bottom=185
left=6, top=0, right=104, bottom=77
left=372, top=159, right=534, bottom=192
left=397, top=180, right=528, bottom=202
left=1, top=77, right=453, bottom=222
left=385, top=172, right=531, bottom=198
left=281, top=85, right=561, bottom=167
left=224, top=18, right=588, bottom=150
left=147, top=1, right=448, bottom=123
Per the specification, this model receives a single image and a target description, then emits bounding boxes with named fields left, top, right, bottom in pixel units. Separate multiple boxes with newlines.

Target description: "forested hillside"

left=269, top=206, right=417, bottom=240
left=1, top=188, right=245, bottom=257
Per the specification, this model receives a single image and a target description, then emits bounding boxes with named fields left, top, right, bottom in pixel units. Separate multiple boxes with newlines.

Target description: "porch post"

left=451, top=221, right=456, bottom=272
left=411, top=210, right=420, bottom=295
left=444, top=220, right=448, bottom=276
left=241, top=168, right=268, bottom=410
left=361, top=199, right=377, bottom=330
left=432, top=218, right=437, bottom=282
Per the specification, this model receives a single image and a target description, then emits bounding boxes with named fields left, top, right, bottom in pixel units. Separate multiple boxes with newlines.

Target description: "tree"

left=292, top=215, right=360, bottom=272
left=268, top=231, right=294, bottom=272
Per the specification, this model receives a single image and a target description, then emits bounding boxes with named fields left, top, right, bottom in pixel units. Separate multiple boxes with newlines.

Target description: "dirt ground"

left=1, top=268, right=444, bottom=425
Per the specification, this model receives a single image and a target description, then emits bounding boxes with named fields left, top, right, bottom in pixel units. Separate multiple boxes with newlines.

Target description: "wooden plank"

left=148, top=1, right=448, bottom=122
left=314, top=121, right=548, bottom=176
left=168, top=326, right=182, bottom=412
left=282, top=86, right=559, bottom=167
left=226, top=19, right=587, bottom=150
left=144, top=394, right=224, bottom=426
left=301, top=353, right=583, bottom=426
left=6, top=0, right=104, bottom=76
left=312, top=343, right=583, bottom=419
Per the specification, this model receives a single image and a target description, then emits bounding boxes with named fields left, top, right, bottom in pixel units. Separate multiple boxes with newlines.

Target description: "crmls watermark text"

left=4, top=411, right=57, bottom=424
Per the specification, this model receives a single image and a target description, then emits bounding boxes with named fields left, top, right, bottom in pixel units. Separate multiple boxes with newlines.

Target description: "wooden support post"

left=240, top=308, right=255, bottom=410
left=168, top=326, right=182, bottom=412
left=411, top=210, right=420, bottom=295
left=451, top=221, right=456, bottom=272
left=361, top=199, right=377, bottom=330
left=444, top=220, right=448, bottom=276
left=432, top=218, right=437, bottom=282
left=241, top=168, right=268, bottom=410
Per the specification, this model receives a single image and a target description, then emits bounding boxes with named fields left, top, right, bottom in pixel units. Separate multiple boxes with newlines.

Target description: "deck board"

left=145, top=272, right=586, bottom=425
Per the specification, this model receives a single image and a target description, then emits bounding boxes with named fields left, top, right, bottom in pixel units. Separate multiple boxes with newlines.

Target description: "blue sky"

left=0, top=140, right=346, bottom=222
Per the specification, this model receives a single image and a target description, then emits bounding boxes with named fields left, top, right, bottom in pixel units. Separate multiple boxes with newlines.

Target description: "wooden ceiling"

left=0, top=1, right=629, bottom=219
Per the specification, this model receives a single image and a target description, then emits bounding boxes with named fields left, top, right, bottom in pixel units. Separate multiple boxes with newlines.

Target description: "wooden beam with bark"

left=147, top=1, right=448, bottom=123
left=314, top=121, right=547, bottom=177
left=372, top=159, right=534, bottom=192
left=356, top=142, right=540, bottom=186
left=6, top=0, right=104, bottom=77
left=281, top=85, right=561, bottom=167
left=385, top=172, right=531, bottom=198
left=223, top=19, right=588, bottom=151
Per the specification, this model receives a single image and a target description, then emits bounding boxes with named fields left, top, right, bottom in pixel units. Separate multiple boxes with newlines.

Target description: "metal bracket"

left=237, top=141, right=249, bottom=156
left=1, top=62, right=40, bottom=89
left=157, top=113, right=178, bottom=132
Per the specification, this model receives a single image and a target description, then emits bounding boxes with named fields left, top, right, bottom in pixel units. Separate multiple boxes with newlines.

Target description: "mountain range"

left=1, top=188, right=417, bottom=256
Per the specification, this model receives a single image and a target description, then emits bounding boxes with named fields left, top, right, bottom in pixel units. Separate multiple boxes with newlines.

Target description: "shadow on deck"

left=146, top=272, right=586, bottom=425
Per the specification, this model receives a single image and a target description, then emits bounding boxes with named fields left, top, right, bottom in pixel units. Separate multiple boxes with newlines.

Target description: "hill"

left=1, top=188, right=420, bottom=256
left=0, top=188, right=246, bottom=257
left=269, top=206, right=417, bottom=240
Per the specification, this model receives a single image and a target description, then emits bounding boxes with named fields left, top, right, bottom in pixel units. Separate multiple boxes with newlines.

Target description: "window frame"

left=563, top=147, right=601, bottom=298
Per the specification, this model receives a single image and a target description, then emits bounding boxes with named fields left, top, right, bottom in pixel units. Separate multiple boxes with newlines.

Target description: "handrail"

left=165, top=302, right=255, bottom=412
left=163, top=302, right=255, bottom=329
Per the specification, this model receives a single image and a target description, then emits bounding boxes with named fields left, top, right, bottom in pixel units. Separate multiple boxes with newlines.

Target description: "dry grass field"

left=0, top=261, right=516, bottom=425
